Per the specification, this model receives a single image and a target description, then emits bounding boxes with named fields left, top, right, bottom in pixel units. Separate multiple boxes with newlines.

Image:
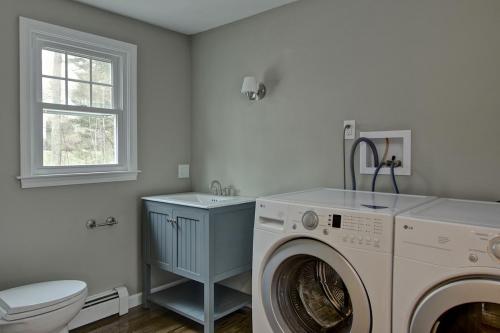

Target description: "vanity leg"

left=142, top=263, right=151, bottom=309
left=204, top=281, right=215, bottom=333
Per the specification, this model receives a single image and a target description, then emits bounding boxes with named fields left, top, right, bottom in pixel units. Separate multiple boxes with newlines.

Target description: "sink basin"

left=142, top=192, right=255, bottom=209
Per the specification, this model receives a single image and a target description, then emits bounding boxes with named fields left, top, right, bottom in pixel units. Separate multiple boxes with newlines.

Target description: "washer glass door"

left=431, top=302, right=500, bottom=332
left=261, top=239, right=371, bottom=333
left=411, top=278, right=500, bottom=333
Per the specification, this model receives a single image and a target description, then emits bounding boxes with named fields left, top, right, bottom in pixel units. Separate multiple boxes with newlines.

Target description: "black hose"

left=350, top=137, right=379, bottom=191
left=390, top=157, right=400, bottom=194
left=371, top=162, right=385, bottom=192
left=343, top=125, right=350, bottom=190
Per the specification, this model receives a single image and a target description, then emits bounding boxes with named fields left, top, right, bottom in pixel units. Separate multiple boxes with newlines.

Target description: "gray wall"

left=3, top=0, right=500, bottom=300
left=0, top=0, right=191, bottom=295
left=192, top=0, right=500, bottom=201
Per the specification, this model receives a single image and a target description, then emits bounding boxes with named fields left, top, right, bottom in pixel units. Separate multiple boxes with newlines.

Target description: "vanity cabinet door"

left=145, top=202, right=174, bottom=272
left=172, top=208, right=208, bottom=281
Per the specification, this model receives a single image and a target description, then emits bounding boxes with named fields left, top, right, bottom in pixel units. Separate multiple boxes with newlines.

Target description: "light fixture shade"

left=241, top=76, right=258, bottom=94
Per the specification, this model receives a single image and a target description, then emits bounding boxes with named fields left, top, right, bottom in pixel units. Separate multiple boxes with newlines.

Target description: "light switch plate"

left=178, top=164, right=190, bottom=178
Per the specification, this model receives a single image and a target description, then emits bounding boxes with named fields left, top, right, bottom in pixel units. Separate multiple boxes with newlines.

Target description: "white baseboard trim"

left=69, top=286, right=129, bottom=330
left=69, top=279, right=187, bottom=330
left=128, top=279, right=188, bottom=309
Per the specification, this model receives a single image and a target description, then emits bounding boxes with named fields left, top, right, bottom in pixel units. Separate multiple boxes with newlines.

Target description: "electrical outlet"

left=344, top=120, right=356, bottom=139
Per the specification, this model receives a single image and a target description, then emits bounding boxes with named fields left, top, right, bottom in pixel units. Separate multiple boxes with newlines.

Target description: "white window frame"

left=19, top=17, right=138, bottom=188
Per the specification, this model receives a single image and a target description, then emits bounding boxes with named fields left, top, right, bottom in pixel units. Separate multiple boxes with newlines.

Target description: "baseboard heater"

left=68, top=286, right=129, bottom=330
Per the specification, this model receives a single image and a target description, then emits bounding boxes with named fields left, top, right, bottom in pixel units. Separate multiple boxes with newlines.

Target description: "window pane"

left=42, top=77, right=66, bottom=104
left=92, top=84, right=113, bottom=109
left=92, top=60, right=112, bottom=84
left=43, top=110, right=117, bottom=166
left=68, top=55, right=90, bottom=81
left=68, top=81, right=90, bottom=106
left=42, top=49, right=65, bottom=78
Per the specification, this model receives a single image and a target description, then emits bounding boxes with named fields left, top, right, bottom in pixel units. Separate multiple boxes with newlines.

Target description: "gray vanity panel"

left=212, top=207, right=255, bottom=281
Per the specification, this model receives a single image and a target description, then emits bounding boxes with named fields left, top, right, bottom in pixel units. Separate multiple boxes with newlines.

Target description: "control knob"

left=490, top=237, right=500, bottom=260
left=302, top=211, right=319, bottom=230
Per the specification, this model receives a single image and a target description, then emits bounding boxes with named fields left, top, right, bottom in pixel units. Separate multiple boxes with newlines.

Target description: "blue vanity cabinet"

left=171, top=207, right=208, bottom=281
left=142, top=199, right=255, bottom=333
left=144, top=201, right=174, bottom=271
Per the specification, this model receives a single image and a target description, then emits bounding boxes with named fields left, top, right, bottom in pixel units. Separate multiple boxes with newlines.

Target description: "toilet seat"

left=0, top=281, right=87, bottom=321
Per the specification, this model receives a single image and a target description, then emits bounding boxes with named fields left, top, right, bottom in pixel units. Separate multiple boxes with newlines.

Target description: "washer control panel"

left=395, top=217, right=500, bottom=267
left=288, top=205, right=392, bottom=253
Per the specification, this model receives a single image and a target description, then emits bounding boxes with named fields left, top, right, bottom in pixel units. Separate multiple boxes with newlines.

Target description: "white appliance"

left=0, top=280, right=87, bottom=333
left=393, top=198, right=500, bottom=333
left=252, top=188, right=435, bottom=333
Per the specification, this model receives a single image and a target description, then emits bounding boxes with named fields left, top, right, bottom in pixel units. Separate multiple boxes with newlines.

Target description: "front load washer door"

left=410, top=278, right=500, bottom=333
left=261, top=239, right=371, bottom=333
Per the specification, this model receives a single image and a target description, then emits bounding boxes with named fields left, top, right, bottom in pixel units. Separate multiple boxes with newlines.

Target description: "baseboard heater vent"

left=68, top=286, right=129, bottom=330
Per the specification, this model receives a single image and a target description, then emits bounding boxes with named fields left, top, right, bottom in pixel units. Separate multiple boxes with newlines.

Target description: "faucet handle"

left=223, top=185, right=234, bottom=196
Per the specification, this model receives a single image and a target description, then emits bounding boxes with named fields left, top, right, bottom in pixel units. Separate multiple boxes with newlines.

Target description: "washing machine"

left=252, top=188, right=435, bottom=333
left=393, top=198, right=500, bottom=333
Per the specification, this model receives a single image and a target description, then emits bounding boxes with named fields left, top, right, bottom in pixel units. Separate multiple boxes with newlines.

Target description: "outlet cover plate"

left=359, top=130, right=411, bottom=176
left=178, top=164, right=190, bottom=178
left=344, top=120, right=356, bottom=139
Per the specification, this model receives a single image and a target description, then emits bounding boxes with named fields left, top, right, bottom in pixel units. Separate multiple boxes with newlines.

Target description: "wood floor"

left=71, top=305, right=252, bottom=333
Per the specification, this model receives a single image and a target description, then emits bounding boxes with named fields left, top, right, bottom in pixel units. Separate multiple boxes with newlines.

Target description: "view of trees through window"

left=41, top=48, right=117, bottom=166
left=43, top=111, right=116, bottom=166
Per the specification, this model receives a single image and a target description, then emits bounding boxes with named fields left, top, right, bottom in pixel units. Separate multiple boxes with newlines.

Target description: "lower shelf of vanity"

left=149, top=280, right=251, bottom=325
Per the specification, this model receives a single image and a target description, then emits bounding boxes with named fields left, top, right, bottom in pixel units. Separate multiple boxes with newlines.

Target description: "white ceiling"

left=75, top=0, right=299, bottom=35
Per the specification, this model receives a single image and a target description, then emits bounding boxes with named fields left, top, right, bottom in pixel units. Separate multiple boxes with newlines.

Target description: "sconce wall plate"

left=241, top=76, right=266, bottom=101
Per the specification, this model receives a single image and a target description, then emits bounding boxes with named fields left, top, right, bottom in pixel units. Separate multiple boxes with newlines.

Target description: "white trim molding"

left=69, top=280, right=187, bottom=330
left=19, top=17, right=138, bottom=188
left=68, top=285, right=129, bottom=330
left=17, top=170, right=141, bottom=188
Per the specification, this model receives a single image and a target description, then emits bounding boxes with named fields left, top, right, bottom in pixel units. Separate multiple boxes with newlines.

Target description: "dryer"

left=252, top=188, right=434, bottom=333
left=393, top=198, right=500, bottom=333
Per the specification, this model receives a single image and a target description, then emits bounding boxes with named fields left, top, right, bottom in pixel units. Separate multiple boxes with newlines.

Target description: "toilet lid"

left=0, top=280, right=87, bottom=316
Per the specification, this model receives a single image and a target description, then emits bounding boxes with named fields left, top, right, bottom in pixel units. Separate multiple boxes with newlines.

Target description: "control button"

left=292, top=224, right=297, bottom=230
left=469, top=253, right=479, bottom=263
left=323, top=229, right=329, bottom=235
left=302, top=211, right=319, bottom=231
left=490, top=237, right=500, bottom=260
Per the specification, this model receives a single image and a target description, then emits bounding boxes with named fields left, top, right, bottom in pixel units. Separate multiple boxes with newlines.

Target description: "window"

left=19, top=17, right=138, bottom=188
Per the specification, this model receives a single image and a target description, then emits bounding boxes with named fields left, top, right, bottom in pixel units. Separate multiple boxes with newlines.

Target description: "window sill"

left=17, top=170, right=141, bottom=188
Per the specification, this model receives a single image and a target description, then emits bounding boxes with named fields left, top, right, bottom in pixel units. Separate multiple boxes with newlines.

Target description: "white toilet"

left=0, top=280, right=87, bottom=333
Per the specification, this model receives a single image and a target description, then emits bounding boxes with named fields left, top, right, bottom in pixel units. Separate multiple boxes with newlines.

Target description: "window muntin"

left=41, top=48, right=114, bottom=109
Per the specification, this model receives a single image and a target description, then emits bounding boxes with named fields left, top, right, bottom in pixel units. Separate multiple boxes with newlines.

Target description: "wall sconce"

left=241, top=76, right=266, bottom=101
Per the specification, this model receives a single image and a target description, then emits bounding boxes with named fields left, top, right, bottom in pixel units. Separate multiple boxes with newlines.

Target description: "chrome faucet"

left=210, top=180, right=223, bottom=196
